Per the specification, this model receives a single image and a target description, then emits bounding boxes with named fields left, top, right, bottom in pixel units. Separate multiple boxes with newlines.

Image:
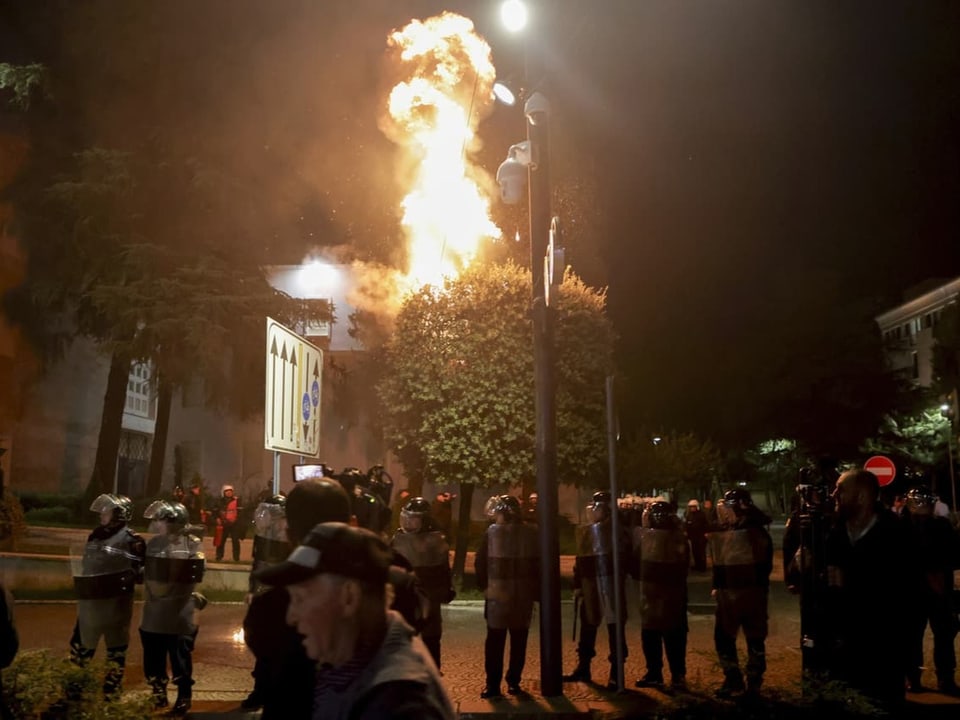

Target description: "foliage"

left=0, top=488, right=27, bottom=546
left=0, top=62, right=46, bottom=109
left=2, top=650, right=154, bottom=719
left=378, top=262, right=615, bottom=489
left=861, top=405, right=953, bottom=470
left=619, top=428, right=722, bottom=497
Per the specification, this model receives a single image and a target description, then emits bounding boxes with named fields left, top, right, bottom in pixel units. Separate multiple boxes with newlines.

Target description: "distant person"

left=140, top=500, right=206, bottom=714
left=69, top=494, right=145, bottom=697
left=183, top=482, right=206, bottom=527
left=433, top=492, right=455, bottom=540
left=708, top=488, right=773, bottom=698
left=391, top=497, right=455, bottom=670
left=633, top=500, right=689, bottom=690
left=523, top=492, right=539, bottom=525
left=824, top=468, right=911, bottom=712
left=475, top=495, right=539, bottom=698
left=701, top=498, right=717, bottom=526
left=683, top=499, right=708, bottom=572
left=212, top=484, right=242, bottom=562
left=254, top=523, right=456, bottom=720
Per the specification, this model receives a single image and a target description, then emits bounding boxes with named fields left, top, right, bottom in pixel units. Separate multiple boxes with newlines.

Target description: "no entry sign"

left=864, top=455, right=897, bottom=487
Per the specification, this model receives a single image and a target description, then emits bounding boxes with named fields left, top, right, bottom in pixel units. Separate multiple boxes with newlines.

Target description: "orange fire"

left=382, top=12, right=501, bottom=292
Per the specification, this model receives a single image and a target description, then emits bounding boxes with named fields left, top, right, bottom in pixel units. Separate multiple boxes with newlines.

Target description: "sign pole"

left=273, top=452, right=281, bottom=495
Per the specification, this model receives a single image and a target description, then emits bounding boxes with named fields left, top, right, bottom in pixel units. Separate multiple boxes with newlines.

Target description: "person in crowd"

left=391, top=497, right=455, bottom=670
left=183, top=481, right=206, bottom=527
left=702, top=498, right=718, bottom=526
left=243, top=478, right=353, bottom=718
left=140, top=500, right=206, bottom=714
left=683, top=499, right=708, bottom=572
left=433, top=492, right=455, bottom=540
left=824, top=468, right=911, bottom=713
left=69, top=494, right=145, bottom=698
left=563, top=491, right=636, bottom=689
left=241, top=494, right=292, bottom=711
left=708, top=487, right=773, bottom=698
left=212, top=484, right=242, bottom=562
left=633, top=500, right=689, bottom=690
left=901, top=485, right=960, bottom=694
left=243, top=477, right=427, bottom=718
left=0, top=581, right=18, bottom=720
left=254, top=522, right=456, bottom=720
left=475, top=495, right=540, bottom=698
left=523, top=492, right=539, bottom=525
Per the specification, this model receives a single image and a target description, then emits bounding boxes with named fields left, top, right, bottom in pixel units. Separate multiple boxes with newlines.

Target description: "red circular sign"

left=864, top=455, right=897, bottom=487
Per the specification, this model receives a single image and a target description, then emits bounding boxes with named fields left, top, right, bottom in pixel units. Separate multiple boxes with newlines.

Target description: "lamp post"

left=498, top=0, right=563, bottom=696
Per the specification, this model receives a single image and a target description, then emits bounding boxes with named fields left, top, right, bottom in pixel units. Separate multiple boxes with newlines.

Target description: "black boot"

left=148, top=677, right=169, bottom=708
left=170, top=685, right=191, bottom=716
left=562, top=661, right=592, bottom=683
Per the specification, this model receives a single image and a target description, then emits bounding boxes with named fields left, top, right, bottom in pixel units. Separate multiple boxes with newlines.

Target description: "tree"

left=378, top=262, right=615, bottom=576
left=618, top=427, right=722, bottom=499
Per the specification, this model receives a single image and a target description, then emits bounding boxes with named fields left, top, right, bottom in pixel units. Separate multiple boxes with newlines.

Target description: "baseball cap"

left=253, top=522, right=391, bottom=587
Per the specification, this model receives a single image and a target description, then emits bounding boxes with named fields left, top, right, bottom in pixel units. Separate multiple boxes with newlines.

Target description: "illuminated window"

left=125, top=362, right=155, bottom=418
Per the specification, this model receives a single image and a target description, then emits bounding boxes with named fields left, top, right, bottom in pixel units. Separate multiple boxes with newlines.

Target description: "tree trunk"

left=451, top=482, right=474, bottom=585
left=84, top=351, right=129, bottom=505
left=145, top=379, right=173, bottom=497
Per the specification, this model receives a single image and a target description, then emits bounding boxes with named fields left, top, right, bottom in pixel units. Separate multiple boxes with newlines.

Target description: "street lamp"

left=497, top=0, right=563, bottom=697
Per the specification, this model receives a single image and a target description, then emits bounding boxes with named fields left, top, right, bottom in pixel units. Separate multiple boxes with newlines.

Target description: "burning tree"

left=378, top=261, right=614, bottom=577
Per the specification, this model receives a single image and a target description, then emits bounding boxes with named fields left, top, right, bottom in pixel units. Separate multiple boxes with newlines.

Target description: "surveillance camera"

left=496, top=156, right=527, bottom=204
left=524, top=91, right=550, bottom=126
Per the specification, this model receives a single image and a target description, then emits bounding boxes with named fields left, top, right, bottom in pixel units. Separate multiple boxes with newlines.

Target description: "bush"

left=2, top=649, right=154, bottom=719
left=24, top=507, right=73, bottom=526
left=0, top=489, right=27, bottom=546
left=15, top=493, right=82, bottom=515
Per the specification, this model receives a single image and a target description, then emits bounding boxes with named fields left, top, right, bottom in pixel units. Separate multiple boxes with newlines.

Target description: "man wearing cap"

left=255, top=522, right=455, bottom=720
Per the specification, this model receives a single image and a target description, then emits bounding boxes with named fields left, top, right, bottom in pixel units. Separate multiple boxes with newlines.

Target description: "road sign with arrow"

left=265, top=317, right=323, bottom=456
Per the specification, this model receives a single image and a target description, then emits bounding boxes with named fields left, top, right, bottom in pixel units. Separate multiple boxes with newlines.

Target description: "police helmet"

left=588, top=491, right=612, bottom=517
left=905, top=486, right=937, bottom=513
left=494, top=495, right=522, bottom=519
left=144, top=499, right=187, bottom=526
left=643, top=500, right=674, bottom=529
left=717, top=487, right=754, bottom=527
left=90, top=493, right=133, bottom=523
left=401, top=497, right=431, bottom=532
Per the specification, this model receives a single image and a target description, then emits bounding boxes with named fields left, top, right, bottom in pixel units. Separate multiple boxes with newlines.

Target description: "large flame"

left=383, top=13, right=501, bottom=292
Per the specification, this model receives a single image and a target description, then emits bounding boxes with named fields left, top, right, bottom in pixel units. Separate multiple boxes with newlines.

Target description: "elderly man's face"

left=286, top=574, right=349, bottom=663
left=833, top=474, right=860, bottom=519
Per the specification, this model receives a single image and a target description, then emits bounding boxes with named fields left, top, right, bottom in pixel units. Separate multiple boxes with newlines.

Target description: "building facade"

left=875, top=275, right=960, bottom=387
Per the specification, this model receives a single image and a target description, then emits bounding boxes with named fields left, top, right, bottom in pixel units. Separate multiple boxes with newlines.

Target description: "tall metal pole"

left=528, top=94, right=562, bottom=697
left=606, top=376, right=624, bottom=691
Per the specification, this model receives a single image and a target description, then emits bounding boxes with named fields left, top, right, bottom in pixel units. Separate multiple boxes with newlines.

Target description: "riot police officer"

left=242, top=494, right=291, bottom=710
left=391, top=497, right=455, bottom=670
left=634, top=500, right=689, bottom=690
left=902, top=486, right=960, bottom=694
left=140, top=500, right=206, bottom=714
left=69, top=493, right=145, bottom=698
left=708, top=487, right=773, bottom=698
left=475, top=495, right=539, bottom=698
left=563, top=491, right=635, bottom=689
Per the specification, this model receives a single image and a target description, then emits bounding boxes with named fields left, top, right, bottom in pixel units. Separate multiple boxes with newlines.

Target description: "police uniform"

left=475, top=496, right=539, bottom=698
left=139, top=500, right=206, bottom=714
left=634, top=501, right=689, bottom=688
left=69, top=494, right=145, bottom=697
left=391, top=498, right=454, bottom=669
left=708, top=489, right=773, bottom=696
left=564, top=492, right=635, bottom=688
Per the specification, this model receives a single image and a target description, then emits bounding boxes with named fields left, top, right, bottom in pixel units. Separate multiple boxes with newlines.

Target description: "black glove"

left=444, top=587, right=457, bottom=604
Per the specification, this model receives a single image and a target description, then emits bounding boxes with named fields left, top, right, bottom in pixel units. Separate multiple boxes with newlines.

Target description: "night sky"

left=3, top=1, right=959, bottom=445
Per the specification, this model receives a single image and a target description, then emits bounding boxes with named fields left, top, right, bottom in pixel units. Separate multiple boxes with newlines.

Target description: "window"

left=125, top=362, right=155, bottom=418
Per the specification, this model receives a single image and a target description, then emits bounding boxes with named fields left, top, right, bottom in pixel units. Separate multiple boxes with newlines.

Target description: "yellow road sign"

left=264, top=317, right=323, bottom=456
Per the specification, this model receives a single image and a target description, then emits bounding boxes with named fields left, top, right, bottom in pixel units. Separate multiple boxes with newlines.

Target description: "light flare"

left=383, top=12, right=502, bottom=292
